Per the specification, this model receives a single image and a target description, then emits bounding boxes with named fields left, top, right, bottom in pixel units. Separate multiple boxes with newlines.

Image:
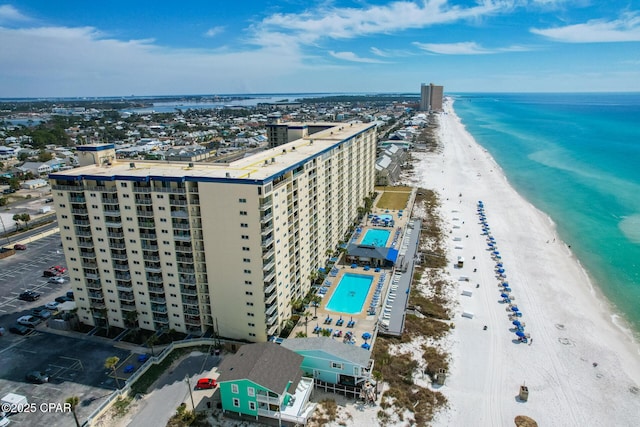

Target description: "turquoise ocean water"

left=452, top=93, right=640, bottom=335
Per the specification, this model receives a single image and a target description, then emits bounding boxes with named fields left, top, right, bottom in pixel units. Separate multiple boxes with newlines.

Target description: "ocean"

left=452, top=93, right=640, bottom=335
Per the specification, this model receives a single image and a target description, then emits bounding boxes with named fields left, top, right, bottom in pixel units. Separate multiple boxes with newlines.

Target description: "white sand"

left=409, top=99, right=640, bottom=427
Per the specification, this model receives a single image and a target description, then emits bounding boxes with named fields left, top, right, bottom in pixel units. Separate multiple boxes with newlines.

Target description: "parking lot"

left=0, top=331, right=132, bottom=426
left=0, top=231, right=68, bottom=317
left=0, top=230, right=135, bottom=426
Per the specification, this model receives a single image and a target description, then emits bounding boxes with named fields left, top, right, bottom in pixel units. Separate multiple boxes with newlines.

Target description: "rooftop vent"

left=264, top=160, right=269, bottom=165
left=225, top=172, right=230, bottom=178
left=129, top=162, right=135, bottom=169
left=282, top=149, right=286, bottom=153
left=271, top=158, right=276, bottom=163
left=188, top=162, right=194, bottom=168
left=291, top=146, right=295, bottom=151
left=310, top=140, right=313, bottom=145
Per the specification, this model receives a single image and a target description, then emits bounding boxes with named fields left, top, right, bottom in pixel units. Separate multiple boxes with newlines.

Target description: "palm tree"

left=105, top=356, right=121, bottom=389
left=311, top=295, right=322, bottom=319
left=372, top=371, right=383, bottom=399
left=12, top=213, right=22, bottom=230
left=146, top=333, right=159, bottom=357
left=302, top=310, right=312, bottom=336
left=308, top=271, right=318, bottom=286
left=65, top=396, right=81, bottom=427
left=124, top=310, right=138, bottom=329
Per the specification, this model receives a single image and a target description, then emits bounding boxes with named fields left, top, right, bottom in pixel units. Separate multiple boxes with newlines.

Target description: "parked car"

left=9, top=324, right=30, bottom=335
left=54, top=296, right=73, bottom=304
left=25, top=371, right=49, bottom=384
left=17, top=316, right=40, bottom=328
left=66, top=290, right=74, bottom=300
left=13, top=244, right=27, bottom=250
left=18, top=291, right=40, bottom=301
left=44, top=301, right=60, bottom=311
left=43, top=270, right=59, bottom=278
left=194, top=378, right=217, bottom=390
left=48, top=277, right=65, bottom=284
left=51, top=265, right=67, bottom=274
left=30, top=307, right=51, bottom=319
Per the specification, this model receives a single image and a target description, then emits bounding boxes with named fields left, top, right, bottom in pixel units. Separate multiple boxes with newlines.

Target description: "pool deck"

left=292, top=190, right=420, bottom=348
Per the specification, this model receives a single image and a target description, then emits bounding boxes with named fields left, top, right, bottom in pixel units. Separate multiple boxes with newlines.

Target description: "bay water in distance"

left=452, top=92, right=640, bottom=336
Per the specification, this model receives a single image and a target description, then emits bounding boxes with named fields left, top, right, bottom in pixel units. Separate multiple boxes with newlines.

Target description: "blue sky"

left=1, top=1, right=639, bottom=97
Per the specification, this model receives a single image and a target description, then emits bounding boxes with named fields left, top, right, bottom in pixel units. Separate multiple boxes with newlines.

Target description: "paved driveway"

left=121, top=351, right=221, bottom=427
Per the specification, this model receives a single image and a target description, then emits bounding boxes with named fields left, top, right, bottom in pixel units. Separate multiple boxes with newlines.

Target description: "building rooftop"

left=280, top=337, right=372, bottom=367
left=51, top=122, right=374, bottom=184
left=217, top=342, right=304, bottom=394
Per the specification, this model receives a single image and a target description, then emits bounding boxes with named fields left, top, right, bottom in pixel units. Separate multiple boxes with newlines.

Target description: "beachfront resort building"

left=419, top=83, right=444, bottom=112
left=49, top=122, right=377, bottom=342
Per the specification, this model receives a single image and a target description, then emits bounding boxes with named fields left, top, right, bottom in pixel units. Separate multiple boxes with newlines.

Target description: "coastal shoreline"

left=407, top=98, right=640, bottom=426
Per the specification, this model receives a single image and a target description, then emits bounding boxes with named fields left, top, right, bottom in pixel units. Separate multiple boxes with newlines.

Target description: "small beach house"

left=217, top=342, right=315, bottom=425
left=281, top=337, right=374, bottom=387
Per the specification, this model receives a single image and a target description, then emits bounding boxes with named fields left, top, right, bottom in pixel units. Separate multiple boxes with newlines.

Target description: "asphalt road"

left=123, top=351, right=221, bottom=427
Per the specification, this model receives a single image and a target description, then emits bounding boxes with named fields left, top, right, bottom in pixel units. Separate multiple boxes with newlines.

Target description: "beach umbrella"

left=487, top=242, right=494, bottom=247
left=489, top=236, right=495, bottom=241
left=511, top=306, right=519, bottom=312
left=504, top=287, right=512, bottom=292
left=512, top=320, right=521, bottom=326
left=497, top=268, right=505, bottom=273
left=361, top=342, right=371, bottom=350
left=362, top=332, right=372, bottom=340
left=516, top=331, right=525, bottom=338
left=492, top=250, right=500, bottom=255
left=501, top=282, right=509, bottom=287
left=501, top=293, right=509, bottom=298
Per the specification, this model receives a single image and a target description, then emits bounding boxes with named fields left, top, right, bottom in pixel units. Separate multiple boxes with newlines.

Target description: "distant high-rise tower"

left=420, top=83, right=444, bottom=112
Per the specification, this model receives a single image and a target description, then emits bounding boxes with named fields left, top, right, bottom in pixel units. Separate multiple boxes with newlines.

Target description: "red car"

left=52, top=265, right=67, bottom=273
left=14, top=244, right=27, bottom=250
left=195, top=378, right=217, bottom=390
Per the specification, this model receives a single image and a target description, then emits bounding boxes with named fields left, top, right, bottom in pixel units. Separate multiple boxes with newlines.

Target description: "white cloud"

left=204, top=26, right=225, bottom=37
left=0, top=4, right=31, bottom=24
left=413, top=41, right=529, bottom=54
left=0, top=24, right=307, bottom=97
left=328, top=51, right=389, bottom=63
left=253, top=0, right=511, bottom=46
left=370, top=46, right=415, bottom=57
left=531, top=13, right=640, bottom=42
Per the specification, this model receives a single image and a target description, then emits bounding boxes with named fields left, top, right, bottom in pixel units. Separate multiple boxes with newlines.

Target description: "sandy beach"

left=408, top=98, right=640, bottom=426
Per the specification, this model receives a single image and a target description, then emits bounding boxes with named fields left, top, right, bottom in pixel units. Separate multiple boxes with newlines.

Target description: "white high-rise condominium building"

left=50, top=122, right=377, bottom=342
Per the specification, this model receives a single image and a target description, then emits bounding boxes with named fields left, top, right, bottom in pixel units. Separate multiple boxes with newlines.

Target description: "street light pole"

left=0, top=215, right=10, bottom=244
left=185, top=374, right=195, bottom=410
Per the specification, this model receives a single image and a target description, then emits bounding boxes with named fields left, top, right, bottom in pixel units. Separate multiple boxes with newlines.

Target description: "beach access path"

left=408, top=99, right=640, bottom=427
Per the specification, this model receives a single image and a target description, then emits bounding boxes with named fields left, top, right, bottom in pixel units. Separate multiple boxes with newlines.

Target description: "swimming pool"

left=361, top=229, right=391, bottom=247
left=325, top=274, right=374, bottom=314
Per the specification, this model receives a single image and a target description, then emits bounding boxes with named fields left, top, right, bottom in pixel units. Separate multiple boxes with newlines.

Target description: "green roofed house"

left=217, top=342, right=316, bottom=425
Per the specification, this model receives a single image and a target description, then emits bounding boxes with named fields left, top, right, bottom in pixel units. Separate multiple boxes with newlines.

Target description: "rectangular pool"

left=325, top=273, right=374, bottom=314
left=361, top=228, right=391, bottom=247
